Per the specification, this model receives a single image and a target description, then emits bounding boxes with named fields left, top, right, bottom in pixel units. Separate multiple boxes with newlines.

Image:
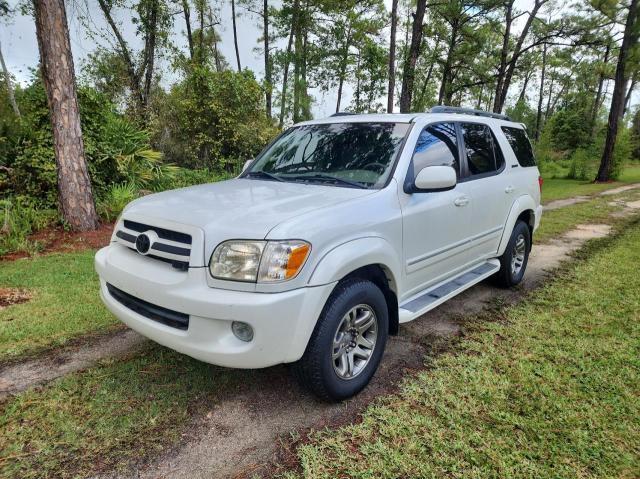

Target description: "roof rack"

left=330, top=112, right=356, bottom=117
left=429, top=106, right=511, bottom=121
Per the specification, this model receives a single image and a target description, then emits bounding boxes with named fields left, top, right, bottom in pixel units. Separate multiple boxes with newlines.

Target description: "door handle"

left=505, top=185, right=515, bottom=194
left=454, top=196, right=469, bottom=207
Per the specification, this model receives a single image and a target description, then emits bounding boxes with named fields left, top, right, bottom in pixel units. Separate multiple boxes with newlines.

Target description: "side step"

left=398, top=259, right=500, bottom=323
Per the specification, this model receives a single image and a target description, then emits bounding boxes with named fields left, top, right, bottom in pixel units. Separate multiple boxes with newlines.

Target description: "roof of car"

left=295, top=108, right=524, bottom=128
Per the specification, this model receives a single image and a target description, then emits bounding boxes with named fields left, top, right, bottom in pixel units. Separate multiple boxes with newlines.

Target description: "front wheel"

left=291, top=279, right=389, bottom=402
left=495, top=220, right=531, bottom=288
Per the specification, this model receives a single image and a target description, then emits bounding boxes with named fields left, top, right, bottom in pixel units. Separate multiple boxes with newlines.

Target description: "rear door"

left=399, top=122, right=475, bottom=298
left=458, top=122, right=512, bottom=259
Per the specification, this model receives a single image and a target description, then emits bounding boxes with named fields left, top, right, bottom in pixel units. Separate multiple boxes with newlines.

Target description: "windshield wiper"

left=288, top=174, right=368, bottom=189
left=243, top=170, right=284, bottom=182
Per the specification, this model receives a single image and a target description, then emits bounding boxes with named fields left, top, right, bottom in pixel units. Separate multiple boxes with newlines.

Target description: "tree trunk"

left=387, top=0, right=399, bottom=113
left=623, top=75, right=637, bottom=116
left=292, top=2, right=303, bottom=122
left=399, top=0, right=427, bottom=113
left=198, top=0, right=205, bottom=64
left=590, top=43, right=610, bottom=131
left=0, top=41, right=20, bottom=118
left=518, top=68, right=533, bottom=103
left=33, top=0, right=99, bottom=231
left=300, top=25, right=310, bottom=120
left=231, top=0, right=242, bottom=71
left=278, top=14, right=295, bottom=128
left=495, top=0, right=546, bottom=112
left=182, top=0, right=194, bottom=60
left=416, top=56, right=435, bottom=108
left=544, top=73, right=554, bottom=119
left=493, top=1, right=513, bottom=113
left=354, top=50, right=361, bottom=111
left=596, top=0, right=639, bottom=182
left=263, top=0, right=272, bottom=118
left=142, top=0, right=159, bottom=105
left=97, top=0, right=144, bottom=114
left=476, top=84, right=484, bottom=109
left=335, top=29, right=352, bottom=113
left=535, top=43, right=547, bottom=140
left=438, top=25, right=457, bottom=105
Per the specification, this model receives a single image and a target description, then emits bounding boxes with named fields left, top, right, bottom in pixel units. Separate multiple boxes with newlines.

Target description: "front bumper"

left=95, top=245, right=335, bottom=368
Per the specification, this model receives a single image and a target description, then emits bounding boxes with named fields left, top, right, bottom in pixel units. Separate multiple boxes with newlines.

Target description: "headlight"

left=209, top=240, right=311, bottom=283
left=209, top=240, right=266, bottom=282
left=258, top=240, right=311, bottom=282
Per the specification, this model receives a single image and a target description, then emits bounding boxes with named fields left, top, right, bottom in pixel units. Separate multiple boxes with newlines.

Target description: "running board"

left=398, top=259, right=500, bottom=323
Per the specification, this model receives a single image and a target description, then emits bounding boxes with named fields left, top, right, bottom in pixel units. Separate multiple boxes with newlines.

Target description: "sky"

left=1, top=0, right=634, bottom=119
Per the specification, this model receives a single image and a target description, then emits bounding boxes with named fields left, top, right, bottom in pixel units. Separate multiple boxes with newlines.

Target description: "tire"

left=495, top=220, right=531, bottom=288
left=291, top=278, right=389, bottom=402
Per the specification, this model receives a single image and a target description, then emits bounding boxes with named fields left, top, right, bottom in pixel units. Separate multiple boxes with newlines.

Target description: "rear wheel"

left=291, top=279, right=388, bottom=402
left=495, top=220, right=531, bottom=288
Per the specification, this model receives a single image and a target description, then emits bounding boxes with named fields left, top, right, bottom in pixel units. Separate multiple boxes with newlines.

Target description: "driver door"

left=399, top=122, right=474, bottom=299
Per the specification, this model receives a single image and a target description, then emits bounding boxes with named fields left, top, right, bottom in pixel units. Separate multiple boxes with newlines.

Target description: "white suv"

left=95, top=107, right=542, bottom=401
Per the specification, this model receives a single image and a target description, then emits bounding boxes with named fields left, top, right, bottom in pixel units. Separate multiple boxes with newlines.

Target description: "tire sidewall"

left=317, top=281, right=389, bottom=401
left=506, top=221, right=531, bottom=285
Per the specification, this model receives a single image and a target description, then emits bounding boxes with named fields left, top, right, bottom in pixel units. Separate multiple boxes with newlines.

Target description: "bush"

left=96, top=183, right=139, bottom=222
left=567, top=147, right=597, bottom=180
left=151, top=67, right=279, bottom=171
left=0, top=197, right=58, bottom=256
left=0, top=75, right=173, bottom=209
left=169, top=168, right=235, bottom=189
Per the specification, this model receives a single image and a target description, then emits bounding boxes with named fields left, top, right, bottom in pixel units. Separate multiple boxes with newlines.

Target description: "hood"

left=123, top=178, right=375, bottom=256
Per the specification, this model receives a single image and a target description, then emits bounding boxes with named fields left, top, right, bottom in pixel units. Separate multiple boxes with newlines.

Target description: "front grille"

left=107, top=283, right=189, bottom=330
left=114, top=220, right=192, bottom=270
left=124, top=220, right=192, bottom=245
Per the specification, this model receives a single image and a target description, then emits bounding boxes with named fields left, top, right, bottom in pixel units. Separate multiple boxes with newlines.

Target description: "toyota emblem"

left=135, top=233, right=151, bottom=254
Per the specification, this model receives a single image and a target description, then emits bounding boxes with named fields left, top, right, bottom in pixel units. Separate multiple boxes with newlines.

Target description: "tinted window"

left=461, top=123, right=502, bottom=176
left=501, top=126, right=536, bottom=167
left=247, top=122, right=410, bottom=189
left=412, top=122, right=459, bottom=175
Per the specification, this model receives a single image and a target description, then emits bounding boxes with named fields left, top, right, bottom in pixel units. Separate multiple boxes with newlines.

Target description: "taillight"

left=538, top=176, right=543, bottom=193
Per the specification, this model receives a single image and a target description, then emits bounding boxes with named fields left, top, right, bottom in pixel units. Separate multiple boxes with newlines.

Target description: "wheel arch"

left=307, top=237, right=402, bottom=335
left=497, top=195, right=537, bottom=255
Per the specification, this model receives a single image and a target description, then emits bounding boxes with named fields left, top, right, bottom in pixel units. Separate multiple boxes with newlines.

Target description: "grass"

left=0, top=171, right=638, bottom=477
left=0, top=344, right=242, bottom=478
left=541, top=163, right=640, bottom=204
left=534, top=187, right=640, bottom=244
left=281, top=220, right=640, bottom=479
left=0, top=251, right=118, bottom=362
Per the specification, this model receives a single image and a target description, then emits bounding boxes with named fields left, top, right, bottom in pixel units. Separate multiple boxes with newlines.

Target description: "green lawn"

left=282, top=220, right=640, bottom=479
left=0, top=344, right=244, bottom=478
left=0, top=251, right=118, bottom=362
left=534, top=185, right=640, bottom=244
left=541, top=164, right=640, bottom=204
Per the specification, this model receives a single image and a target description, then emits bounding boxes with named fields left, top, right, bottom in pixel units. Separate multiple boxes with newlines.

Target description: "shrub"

left=567, top=147, right=597, bottom=180
left=0, top=197, right=58, bottom=256
left=96, top=183, right=139, bottom=222
left=1, top=75, right=173, bottom=209
left=151, top=67, right=279, bottom=171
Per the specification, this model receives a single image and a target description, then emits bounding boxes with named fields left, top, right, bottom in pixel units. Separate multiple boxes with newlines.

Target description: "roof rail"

left=330, top=112, right=356, bottom=117
left=429, top=106, right=512, bottom=121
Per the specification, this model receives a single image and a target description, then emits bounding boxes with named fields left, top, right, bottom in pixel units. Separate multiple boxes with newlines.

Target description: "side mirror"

left=242, top=159, right=253, bottom=173
left=413, top=165, right=457, bottom=192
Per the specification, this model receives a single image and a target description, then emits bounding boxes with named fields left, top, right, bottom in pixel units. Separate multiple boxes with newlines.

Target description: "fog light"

left=231, top=321, right=254, bottom=342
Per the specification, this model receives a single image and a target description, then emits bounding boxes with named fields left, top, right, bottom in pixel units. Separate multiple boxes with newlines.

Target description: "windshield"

left=244, top=122, right=411, bottom=189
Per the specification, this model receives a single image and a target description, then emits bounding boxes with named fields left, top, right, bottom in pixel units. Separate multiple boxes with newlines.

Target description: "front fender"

left=497, top=195, right=538, bottom=255
left=307, top=236, right=401, bottom=289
